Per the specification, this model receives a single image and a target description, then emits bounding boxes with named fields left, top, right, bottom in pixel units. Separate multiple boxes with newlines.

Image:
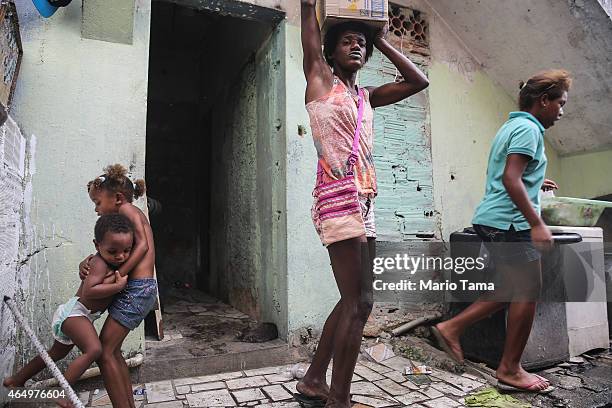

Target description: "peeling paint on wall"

left=0, top=117, right=30, bottom=404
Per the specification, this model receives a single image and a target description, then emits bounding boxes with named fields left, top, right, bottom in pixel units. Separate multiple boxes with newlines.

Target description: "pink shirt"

left=306, top=77, right=376, bottom=196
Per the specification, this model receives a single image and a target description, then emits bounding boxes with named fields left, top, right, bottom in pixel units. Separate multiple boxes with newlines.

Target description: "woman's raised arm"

left=301, top=0, right=334, bottom=103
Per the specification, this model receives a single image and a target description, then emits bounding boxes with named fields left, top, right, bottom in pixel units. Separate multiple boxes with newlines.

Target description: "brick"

left=461, top=373, right=486, bottom=382
left=144, top=402, right=184, bottom=408
left=393, top=391, right=430, bottom=406
left=431, top=371, right=483, bottom=393
left=262, top=384, right=293, bottom=401
left=232, top=388, right=266, bottom=403
left=353, top=365, right=385, bottom=381
left=187, top=389, right=236, bottom=407
left=175, top=385, right=191, bottom=395
left=174, top=371, right=243, bottom=386
left=431, top=382, right=467, bottom=397
left=351, top=395, right=399, bottom=407
left=264, top=373, right=294, bottom=384
left=373, top=378, right=415, bottom=396
left=419, top=386, right=444, bottom=399
left=350, top=381, right=391, bottom=399
left=359, top=360, right=394, bottom=374
left=382, top=370, right=407, bottom=383
left=226, top=376, right=269, bottom=390
left=244, top=365, right=289, bottom=376
left=282, top=381, right=298, bottom=395
left=379, top=356, right=414, bottom=373
left=146, top=380, right=175, bottom=403
left=190, top=382, right=225, bottom=392
left=422, top=397, right=462, bottom=408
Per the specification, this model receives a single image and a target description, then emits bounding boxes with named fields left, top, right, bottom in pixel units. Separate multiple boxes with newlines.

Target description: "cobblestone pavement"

left=77, top=356, right=488, bottom=408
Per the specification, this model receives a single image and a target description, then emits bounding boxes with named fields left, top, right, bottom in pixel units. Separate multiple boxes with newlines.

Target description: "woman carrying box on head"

left=298, top=1, right=429, bottom=407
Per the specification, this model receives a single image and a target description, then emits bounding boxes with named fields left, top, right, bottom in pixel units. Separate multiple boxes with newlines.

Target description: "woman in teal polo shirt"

left=432, top=70, right=572, bottom=393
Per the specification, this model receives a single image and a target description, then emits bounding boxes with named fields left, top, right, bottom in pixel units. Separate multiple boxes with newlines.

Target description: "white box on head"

left=317, top=0, right=389, bottom=37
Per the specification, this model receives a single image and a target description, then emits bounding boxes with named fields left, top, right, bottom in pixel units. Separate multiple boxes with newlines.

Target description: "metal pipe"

left=391, top=312, right=442, bottom=337
left=31, top=353, right=144, bottom=388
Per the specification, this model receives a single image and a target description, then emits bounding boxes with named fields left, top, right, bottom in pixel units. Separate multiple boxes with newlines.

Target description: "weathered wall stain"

left=0, top=117, right=35, bottom=403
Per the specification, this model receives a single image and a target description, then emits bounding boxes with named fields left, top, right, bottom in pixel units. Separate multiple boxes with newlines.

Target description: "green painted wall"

left=207, top=20, right=288, bottom=336
left=209, top=59, right=262, bottom=316
left=428, top=64, right=563, bottom=239
left=10, top=0, right=151, bottom=370
left=557, top=149, right=612, bottom=199
left=255, top=23, right=289, bottom=337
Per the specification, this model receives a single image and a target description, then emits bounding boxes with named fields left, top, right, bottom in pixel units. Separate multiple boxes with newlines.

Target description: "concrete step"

left=138, top=339, right=304, bottom=383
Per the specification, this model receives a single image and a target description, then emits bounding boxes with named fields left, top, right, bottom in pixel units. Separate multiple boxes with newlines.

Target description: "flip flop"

left=293, top=393, right=326, bottom=407
left=430, top=326, right=463, bottom=363
left=497, top=378, right=555, bottom=394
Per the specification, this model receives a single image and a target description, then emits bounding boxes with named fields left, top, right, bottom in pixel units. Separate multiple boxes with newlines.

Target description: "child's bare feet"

left=2, top=376, right=23, bottom=388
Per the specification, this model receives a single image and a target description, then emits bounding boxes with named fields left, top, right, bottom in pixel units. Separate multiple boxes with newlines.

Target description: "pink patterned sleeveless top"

left=306, top=77, right=376, bottom=196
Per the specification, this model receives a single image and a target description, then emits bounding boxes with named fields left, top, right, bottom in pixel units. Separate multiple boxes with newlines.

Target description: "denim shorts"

left=108, top=278, right=157, bottom=330
left=473, top=224, right=540, bottom=264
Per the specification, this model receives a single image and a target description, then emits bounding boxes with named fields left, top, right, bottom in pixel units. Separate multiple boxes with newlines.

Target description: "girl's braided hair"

left=87, top=164, right=146, bottom=203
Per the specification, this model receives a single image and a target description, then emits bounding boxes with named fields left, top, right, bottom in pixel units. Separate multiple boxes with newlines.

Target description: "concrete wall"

left=0, top=117, right=30, bottom=403
left=427, top=65, right=564, bottom=238
left=207, top=18, right=287, bottom=335
left=210, top=60, right=261, bottom=316
left=557, top=149, right=612, bottom=199
left=4, top=0, right=151, bottom=387
left=254, top=23, right=289, bottom=336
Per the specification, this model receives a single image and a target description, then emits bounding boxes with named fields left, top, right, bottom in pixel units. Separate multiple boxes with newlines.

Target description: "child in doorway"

left=3, top=214, right=133, bottom=407
left=81, top=164, right=157, bottom=408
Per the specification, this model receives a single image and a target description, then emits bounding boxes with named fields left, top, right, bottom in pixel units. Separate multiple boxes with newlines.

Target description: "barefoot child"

left=3, top=214, right=133, bottom=404
left=82, top=164, right=157, bottom=408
